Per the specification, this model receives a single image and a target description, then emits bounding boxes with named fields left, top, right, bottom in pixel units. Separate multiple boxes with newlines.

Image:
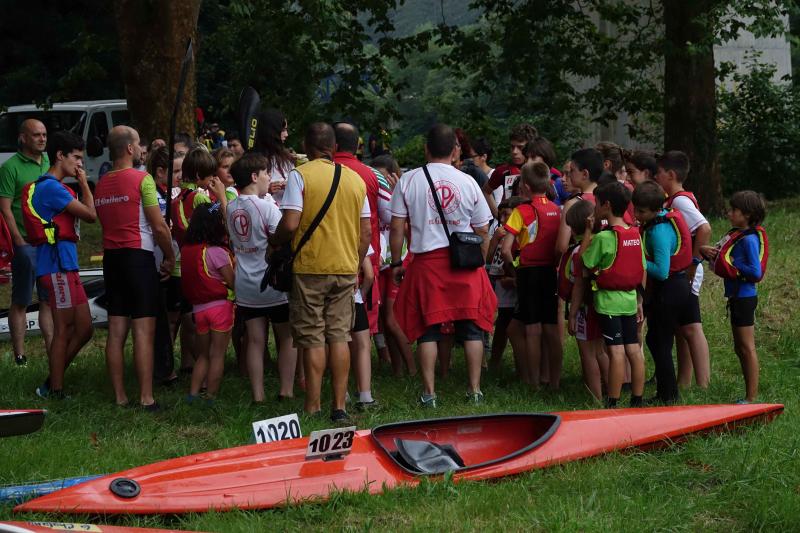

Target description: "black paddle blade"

left=238, top=86, right=261, bottom=152
left=0, top=410, right=46, bottom=438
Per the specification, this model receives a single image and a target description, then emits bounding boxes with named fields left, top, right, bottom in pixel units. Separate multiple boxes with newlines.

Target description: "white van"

left=0, top=100, right=129, bottom=189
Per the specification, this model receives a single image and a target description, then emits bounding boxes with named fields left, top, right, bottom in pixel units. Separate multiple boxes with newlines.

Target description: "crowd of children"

left=20, top=119, right=770, bottom=412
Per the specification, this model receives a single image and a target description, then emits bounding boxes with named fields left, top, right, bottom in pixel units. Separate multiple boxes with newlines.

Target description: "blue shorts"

left=11, top=244, right=48, bottom=306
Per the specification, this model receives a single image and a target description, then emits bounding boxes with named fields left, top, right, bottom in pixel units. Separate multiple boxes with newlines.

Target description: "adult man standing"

left=270, top=122, right=371, bottom=422
left=390, top=124, right=496, bottom=407
left=94, top=126, right=175, bottom=409
left=0, top=119, right=53, bottom=366
left=333, top=122, right=383, bottom=334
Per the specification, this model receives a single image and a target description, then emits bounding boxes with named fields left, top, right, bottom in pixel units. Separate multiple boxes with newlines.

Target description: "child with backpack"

left=701, top=191, right=768, bottom=403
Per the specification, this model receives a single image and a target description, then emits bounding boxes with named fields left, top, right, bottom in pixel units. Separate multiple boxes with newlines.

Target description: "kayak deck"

left=15, top=404, right=782, bottom=515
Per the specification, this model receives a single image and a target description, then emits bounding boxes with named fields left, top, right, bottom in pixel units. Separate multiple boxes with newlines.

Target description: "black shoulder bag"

left=422, top=164, right=484, bottom=269
left=261, top=163, right=342, bottom=292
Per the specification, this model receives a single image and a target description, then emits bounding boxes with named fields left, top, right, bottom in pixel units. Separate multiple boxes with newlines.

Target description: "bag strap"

left=422, top=164, right=451, bottom=241
left=292, top=163, right=341, bottom=259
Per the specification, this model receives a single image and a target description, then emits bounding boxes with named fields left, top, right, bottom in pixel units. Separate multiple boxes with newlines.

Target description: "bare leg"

left=624, top=342, right=645, bottom=397
left=190, top=332, right=210, bottom=397
left=463, top=339, right=483, bottom=393
left=9, top=304, right=30, bottom=358
left=733, top=325, right=759, bottom=401
left=179, top=313, right=195, bottom=370
left=349, top=329, right=372, bottom=397
left=543, top=323, right=563, bottom=389
left=328, top=341, right=351, bottom=412
left=48, top=303, right=93, bottom=391
left=205, top=330, right=230, bottom=398
left=303, top=345, right=326, bottom=414
left=606, top=344, right=626, bottom=400
left=131, top=317, right=156, bottom=406
left=417, top=341, right=438, bottom=396
left=273, top=322, right=297, bottom=398
left=245, top=317, right=266, bottom=402
left=38, top=302, right=54, bottom=354
left=385, top=298, right=416, bottom=375
left=490, top=310, right=512, bottom=372
left=577, top=339, right=603, bottom=400
left=676, top=331, right=693, bottom=387
left=681, top=323, right=710, bottom=388
left=105, top=316, right=130, bottom=405
left=595, top=340, right=610, bottom=387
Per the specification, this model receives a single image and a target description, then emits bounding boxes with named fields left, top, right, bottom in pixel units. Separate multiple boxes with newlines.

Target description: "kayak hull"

left=15, top=404, right=782, bottom=515
left=0, top=410, right=46, bottom=438
left=0, top=522, right=203, bottom=533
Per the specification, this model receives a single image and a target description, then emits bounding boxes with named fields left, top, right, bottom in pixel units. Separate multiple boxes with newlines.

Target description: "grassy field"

left=1, top=200, right=799, bottom=532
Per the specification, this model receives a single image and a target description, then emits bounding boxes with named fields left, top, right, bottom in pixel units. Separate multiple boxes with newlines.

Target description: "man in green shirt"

left=0, top=119, right=54, bottom=366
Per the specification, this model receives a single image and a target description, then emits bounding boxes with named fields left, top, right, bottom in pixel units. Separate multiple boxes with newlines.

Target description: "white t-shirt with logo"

left=487, top=220, right=516, bottom=308
left=389, top=163, right=493, bottom=254
left=268, top=158, right=294, bottom=206
left=227, top=194, right=287, bottom=308
left=671, top=195, right=709, bottom=295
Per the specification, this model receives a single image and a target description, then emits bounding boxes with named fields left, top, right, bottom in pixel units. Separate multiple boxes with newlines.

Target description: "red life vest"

left=713, top=226, right=768, bottom=282
left=593, top=225, right=644, bottom=291
left=95, top=168, right=153, bottom=251
left=21, top=176, right=79, bottom=246
left=180, top=243, right=232, bottom=305
left=171, top=188, right=199, bottom=247
left=0, top=214, right=14, bottom=274
left=664, top=190, right=699, bottom=211
left=557, top=243, right=579, bottom=301
left=515, top=195, right=561, bottom=266
left=642, top=209, right=693, bottom=274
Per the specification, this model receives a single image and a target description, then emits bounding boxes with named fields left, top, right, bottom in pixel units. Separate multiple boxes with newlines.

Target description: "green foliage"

left=393, top=134, right=425, bottom=168
left=717, top=58, right=800, bottom=198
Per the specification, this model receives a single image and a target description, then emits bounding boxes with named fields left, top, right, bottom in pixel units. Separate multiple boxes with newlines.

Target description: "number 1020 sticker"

left=252, top=413, right=302, bottom=444
left=305, top=426, right=357, bottom=460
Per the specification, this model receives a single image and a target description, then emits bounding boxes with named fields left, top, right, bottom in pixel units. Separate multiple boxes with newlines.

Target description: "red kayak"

left=0, top=410, right=45, bottom=438
left=15, top=404, right=782, bottom=515
left=0, top=522, right=204, bottom=532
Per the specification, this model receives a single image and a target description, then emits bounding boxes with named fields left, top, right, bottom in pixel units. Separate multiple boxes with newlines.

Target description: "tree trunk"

left=114, top=0, right=200, bottom=142
left=663, top=0, right=724, bottom=215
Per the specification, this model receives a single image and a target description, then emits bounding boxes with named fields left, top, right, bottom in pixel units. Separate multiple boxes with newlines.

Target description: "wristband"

left=692, top=257, right=703, bottom=266
left=390, top=260, right=403, bottom=268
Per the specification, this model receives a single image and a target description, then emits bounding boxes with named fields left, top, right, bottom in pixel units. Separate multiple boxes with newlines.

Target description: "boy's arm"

left=736, top=234, right=763, bottom=281
left=219, top=262, right=235, bottom=288
left=688, top=222, right=712, bottom=280
left=555, top=198, right=576, bottom=255
left=500, top=231, right=516, bottom=265
left=646, top=225, right=672, bottom=281
left=360, top=255, right=375, bottom=297
left=568, top=272, right=585, bottom=336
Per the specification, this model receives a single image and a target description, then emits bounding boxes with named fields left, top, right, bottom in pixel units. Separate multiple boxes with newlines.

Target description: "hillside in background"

left=388, top=0, right=481, bottom=36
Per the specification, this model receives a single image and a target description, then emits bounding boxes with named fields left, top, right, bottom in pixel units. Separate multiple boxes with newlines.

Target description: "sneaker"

left=35, top=382, right=50, bottom=399
left=14, top=354, right=27, bottom=367
left=419, top=394, right=437, bottom=408
left=735, top=398, right=751, bottom=405
left=355, top=399, right=379, bottom=411
left=466, top=391, right=484, bottom=405
left=141, top=401, right=161, bottom=413
left=330, top=409, right=351, bottom=424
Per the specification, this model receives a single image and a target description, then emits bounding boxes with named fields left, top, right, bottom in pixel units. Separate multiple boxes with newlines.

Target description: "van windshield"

left=0, top=111, right=86, bottom=152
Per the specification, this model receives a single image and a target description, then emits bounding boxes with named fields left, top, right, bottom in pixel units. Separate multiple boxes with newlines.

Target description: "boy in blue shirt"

left=701, top=191, right=767, bottom=403
left=22, top=131, right=97, bottom=399
left=633, top=181, right=694, bottom=404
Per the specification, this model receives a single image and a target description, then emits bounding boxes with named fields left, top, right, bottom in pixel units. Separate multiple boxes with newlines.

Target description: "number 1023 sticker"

left=305, top=426, right=357, bottom=460
left=252, top=413, right=302, bottom=444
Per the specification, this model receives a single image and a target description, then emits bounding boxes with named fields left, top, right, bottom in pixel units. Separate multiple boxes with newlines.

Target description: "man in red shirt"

left=333, top=122, right=383, bottom=334
left=481, top=123, right=538, bottom=218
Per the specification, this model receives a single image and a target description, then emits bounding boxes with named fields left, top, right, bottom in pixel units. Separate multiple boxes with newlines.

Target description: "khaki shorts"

left=290, top=274, right=356, bottom=348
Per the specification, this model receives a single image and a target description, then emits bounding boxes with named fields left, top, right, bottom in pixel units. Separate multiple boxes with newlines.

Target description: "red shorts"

left=39, top=272, right=88, bottom=310
left=379, top=269, right=400, bottom=302
left=575, top=304, right=601, bottom=342
left=194, top=301, right=235, bottom=334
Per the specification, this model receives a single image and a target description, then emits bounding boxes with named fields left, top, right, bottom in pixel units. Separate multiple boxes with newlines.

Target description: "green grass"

left=1, top=201, right=800, bottom=532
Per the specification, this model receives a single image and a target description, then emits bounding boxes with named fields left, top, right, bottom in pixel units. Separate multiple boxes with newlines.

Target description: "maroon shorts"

left=39, top=272, right=88, bottom=310
left=379, top=269, right=400, bottom=302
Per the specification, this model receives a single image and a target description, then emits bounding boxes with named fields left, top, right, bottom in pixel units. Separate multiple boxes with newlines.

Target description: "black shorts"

left=352, top=303, right=369, bottom=333
left=164, top=276, right=190, bottom=314
left=496, top=307, right=514, bottom=326
left=513, top=266, right=558, bottom=325
left=103, top=249, right=159, bottom=319
left=677, top=293, right=702, bottom=326
left=729, top=296, right=757, bottom=327
left=598, top=313, right=639, bottom=346
left=418, top=320, right=484, bottom=343
left=238, top=303, right=290, bottom=324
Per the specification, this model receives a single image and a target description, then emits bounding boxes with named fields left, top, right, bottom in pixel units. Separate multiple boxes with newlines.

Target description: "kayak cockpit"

left=371, top=413, right=560, bottom=475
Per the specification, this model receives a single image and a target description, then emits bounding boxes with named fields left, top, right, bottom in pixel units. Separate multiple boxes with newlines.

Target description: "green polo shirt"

left=0, top=151, right=51, bottom=239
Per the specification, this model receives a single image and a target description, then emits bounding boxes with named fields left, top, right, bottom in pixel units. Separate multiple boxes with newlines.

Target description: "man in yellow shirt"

left=270, top=122, right=371, bottom=422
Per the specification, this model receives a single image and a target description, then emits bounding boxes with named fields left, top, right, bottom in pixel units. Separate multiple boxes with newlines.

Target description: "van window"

left=111, top=110, right=131, bottom=127
left=88, top=112, right=109, bottom=147
left=0, top=111, right=86, bottom=152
